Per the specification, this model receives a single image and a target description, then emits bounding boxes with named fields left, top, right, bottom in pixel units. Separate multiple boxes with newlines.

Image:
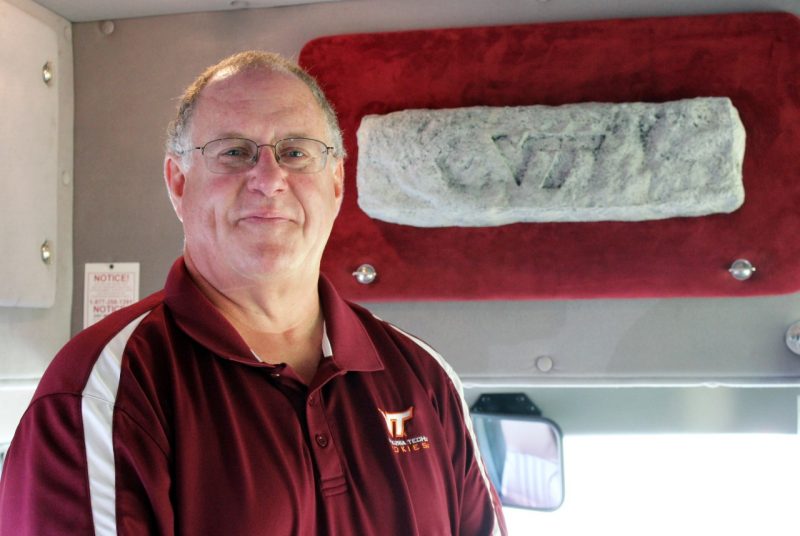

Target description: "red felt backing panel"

left=299, top=13, right=800, bottom=301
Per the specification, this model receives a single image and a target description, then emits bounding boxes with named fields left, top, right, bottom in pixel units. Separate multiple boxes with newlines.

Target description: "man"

left=0, top=51, right=506, bottom=535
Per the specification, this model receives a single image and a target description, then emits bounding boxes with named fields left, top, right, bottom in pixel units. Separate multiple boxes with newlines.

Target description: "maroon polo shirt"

left=0, top=258, right=506, bottom=535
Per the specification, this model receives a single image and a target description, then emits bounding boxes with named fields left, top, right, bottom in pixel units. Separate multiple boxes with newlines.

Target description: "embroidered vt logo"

left=379, top=407, right=414, bottom=438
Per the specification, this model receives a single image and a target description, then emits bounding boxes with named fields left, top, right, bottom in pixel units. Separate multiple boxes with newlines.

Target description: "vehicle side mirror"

left=471, top=393, right=565, bottom=511
left=0, top=442, right=8, bottom=473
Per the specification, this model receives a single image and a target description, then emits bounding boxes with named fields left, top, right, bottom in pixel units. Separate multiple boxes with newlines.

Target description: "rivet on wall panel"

left=40, top=240, right=53, bottom=265
left=42, top=62, right=53, bottom=85
left=99, top=20, right=115, bottom=35
left=535, top=355, right=554, bottom=373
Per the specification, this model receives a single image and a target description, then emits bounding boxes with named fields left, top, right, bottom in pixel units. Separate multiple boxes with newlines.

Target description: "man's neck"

left=184, top=255, right=325, bottom=384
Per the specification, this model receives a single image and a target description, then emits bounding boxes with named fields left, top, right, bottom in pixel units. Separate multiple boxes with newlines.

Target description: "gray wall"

left=69, top=0, right=800, bottom=429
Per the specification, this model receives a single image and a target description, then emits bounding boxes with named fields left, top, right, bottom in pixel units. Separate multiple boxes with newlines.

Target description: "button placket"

left=306, top=391, right=329, bottom=449
left=305, top=390, right=347, bottom=495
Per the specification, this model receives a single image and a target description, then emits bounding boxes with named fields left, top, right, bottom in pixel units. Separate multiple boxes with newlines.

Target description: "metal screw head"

left=729, top=259, right=755, bottom=281
left=42, top=62, right=53, bottom=85
left=785, top=322, right=800, bottom=355
left=40, top=240, right=53, bottom=264
left=352, top=264, right=377, bottom=285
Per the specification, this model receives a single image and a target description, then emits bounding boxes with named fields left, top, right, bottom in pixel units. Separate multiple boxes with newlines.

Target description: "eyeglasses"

left=191, top=137, right=335, bottom=174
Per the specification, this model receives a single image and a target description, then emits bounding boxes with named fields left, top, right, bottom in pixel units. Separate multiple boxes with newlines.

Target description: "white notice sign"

left=83, top=263, right=140, bottom=328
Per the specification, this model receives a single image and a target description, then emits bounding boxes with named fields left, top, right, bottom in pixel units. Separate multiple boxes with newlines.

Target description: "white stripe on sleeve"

left=81, top=312, right=149, bottom=536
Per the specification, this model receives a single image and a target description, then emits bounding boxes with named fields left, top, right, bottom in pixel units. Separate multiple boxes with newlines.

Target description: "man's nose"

left=247, top=145, right=288, bottom=195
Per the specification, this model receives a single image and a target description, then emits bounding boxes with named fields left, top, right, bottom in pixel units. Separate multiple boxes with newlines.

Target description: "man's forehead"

left=196, top=69, right=323, bottom=120
left=191, top=69, right=328, bottom=139
left=204, top=68, right=308, bottom=99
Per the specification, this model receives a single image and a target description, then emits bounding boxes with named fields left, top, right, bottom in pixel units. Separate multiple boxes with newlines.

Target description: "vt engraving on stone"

left=490, top=133, right=606, bottom=189
left=356, top=98, right=746, bottom=227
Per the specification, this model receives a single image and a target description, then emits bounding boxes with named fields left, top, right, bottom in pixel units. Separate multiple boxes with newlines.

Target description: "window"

left=504, top=433, right=800, bottom=535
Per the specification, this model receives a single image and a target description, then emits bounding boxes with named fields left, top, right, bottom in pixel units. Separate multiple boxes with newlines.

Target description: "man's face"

left=165, top=69, right=344, bottom=291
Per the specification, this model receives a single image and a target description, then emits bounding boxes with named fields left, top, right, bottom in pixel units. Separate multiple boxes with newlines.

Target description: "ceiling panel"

left=33, top=0, right=342, bottom=22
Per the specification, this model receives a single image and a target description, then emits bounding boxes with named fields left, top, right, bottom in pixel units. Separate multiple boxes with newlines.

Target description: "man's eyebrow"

left=206, top=132, right=318, bottom=142
left=281, top=132, right=315, bottom=139
left=212, top=132, right=249, bottom=140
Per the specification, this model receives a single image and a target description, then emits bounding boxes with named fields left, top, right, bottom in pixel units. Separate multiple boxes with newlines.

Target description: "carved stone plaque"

left=356, top=98, right=746, bottom=227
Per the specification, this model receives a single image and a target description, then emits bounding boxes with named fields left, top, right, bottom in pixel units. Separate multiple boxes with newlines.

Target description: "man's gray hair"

left=165, top=50, right=346, bottom=161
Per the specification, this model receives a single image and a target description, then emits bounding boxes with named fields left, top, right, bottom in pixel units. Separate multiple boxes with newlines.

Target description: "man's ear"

left=164, top=155, right=187, bottom=222
left=332, top=158, right=345, bottom=216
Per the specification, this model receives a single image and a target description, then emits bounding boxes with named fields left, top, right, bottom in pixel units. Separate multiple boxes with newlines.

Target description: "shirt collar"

left=165, top=258, right=255, bottom=364
left=321, top=322, right=333, bottom=358
left=164, top=257, right=383, bottom=372
left=317, top=273, right=383, bottom=372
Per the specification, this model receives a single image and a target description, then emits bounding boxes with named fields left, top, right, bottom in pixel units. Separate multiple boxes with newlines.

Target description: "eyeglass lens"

left=201, top=138, right=329, bottom=174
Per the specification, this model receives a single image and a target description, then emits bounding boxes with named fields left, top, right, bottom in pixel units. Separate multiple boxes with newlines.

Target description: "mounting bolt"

left=785, top=321, right=800, bottom=355
left=40, top=240, right=53, bottom=265
left=352, top=264, right=377, bottom=285
left=729, top=259, right=755, bottom=281
left=42, top=62, right=54, bottom=85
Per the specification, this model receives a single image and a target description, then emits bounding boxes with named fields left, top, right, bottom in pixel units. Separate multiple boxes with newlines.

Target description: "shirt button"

left=315, top=434, right=329, bottom=448
left=308, top=395, right=317, bottom=406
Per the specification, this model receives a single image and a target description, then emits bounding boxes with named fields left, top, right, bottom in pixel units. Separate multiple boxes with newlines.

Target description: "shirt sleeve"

left=420, top=348, right=507, bottom=536
left=446, top=383, right=509, bottom=536
left=0, top=395, right=96, bottom=535
left=0, top=393, right=173, bottom=535
left=387, top=323, right=508, bottom=535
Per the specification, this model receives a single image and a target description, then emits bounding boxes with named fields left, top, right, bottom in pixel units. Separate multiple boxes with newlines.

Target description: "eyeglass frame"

left=188, top=136, right=336, bottom=174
